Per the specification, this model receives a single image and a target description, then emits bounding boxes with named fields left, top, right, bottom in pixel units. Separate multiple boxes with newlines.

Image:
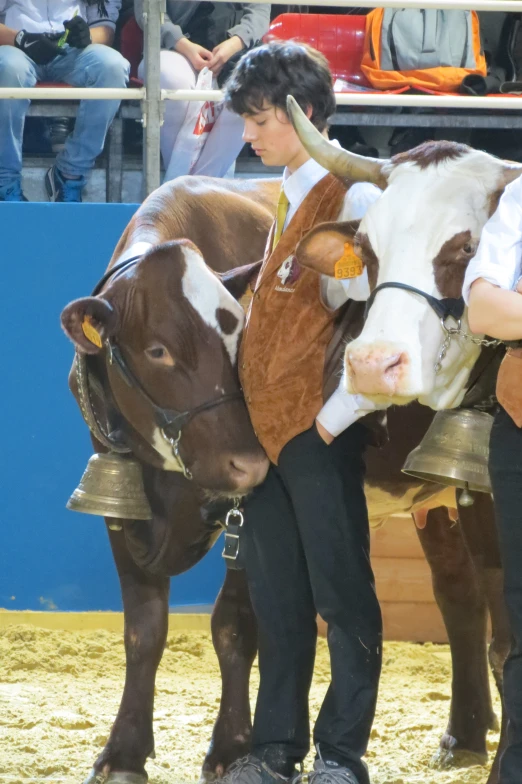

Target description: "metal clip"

left=161, top=429, right=193, bottom=480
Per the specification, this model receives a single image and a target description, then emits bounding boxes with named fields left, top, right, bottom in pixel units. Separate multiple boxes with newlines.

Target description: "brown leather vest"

left=239, top=174, right=348, bottom=464
left=496, top=347, right=522, bottom=426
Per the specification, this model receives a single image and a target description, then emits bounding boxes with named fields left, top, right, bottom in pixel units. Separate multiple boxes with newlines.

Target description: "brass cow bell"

left=402, top=409, right=493, bottom=506
left=67, top=453, right=153, bottom=524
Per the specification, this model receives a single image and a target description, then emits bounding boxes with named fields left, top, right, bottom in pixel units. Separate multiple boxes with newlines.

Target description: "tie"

left=272, top=188, right=289, bottom=250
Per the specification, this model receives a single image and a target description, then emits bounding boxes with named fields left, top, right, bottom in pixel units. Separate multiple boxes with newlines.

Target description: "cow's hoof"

left=430, top=747, right=488, bottom=770
left=83, top=769, right=148, bottom=784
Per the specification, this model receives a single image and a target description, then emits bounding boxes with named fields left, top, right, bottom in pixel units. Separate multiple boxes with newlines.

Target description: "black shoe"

left=49, top=117, right=72, bottom=153
left=297, top=759, right=361, bottom=784
left=45, top=165, right=85, bottom=203
left=221, top=756, right=299, bottom=784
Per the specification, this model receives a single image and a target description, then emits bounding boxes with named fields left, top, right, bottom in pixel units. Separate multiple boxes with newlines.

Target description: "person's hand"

left=175, top=37, right=212, bottom=71
left=207, top=36, right=244, bottom=76
left=63, top=16, right=91, bottom=49
left=516, top=277, right=522, bottom=295
left=315, top=419, right=334, bottom=445
left=14, top=30, right=65, bottom=64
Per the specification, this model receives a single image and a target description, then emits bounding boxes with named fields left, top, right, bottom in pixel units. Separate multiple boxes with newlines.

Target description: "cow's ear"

left=219, top=260, right=263, bottom=300
left=61, top=296, right=117, bottom=354
left=296, top=220, right=360, bottom=277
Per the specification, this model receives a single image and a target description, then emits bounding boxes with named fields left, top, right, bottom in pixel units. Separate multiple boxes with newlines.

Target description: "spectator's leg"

left=192, top=107, right=245, bottom=177
left=138, top=50, right=196, bottom=171
left=46, top=44, right=129, bottom=179
left=0, top=46, right=38, bottom=198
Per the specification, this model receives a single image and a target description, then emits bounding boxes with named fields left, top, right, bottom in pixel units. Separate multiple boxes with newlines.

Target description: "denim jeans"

left=0, top=43, right=130, bottom=187
left=489, top=406, right=522, bottom=783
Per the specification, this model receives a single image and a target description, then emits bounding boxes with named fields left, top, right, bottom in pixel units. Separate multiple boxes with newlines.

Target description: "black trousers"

left=489, top=406, right=522, bottom=783
left=243, top=424, right=382, bottom=784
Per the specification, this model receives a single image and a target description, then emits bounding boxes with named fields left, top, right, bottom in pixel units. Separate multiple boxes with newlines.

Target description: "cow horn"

left=502, top=161, right=522, bottom=186
left=286, top=95, right=388, bottom=185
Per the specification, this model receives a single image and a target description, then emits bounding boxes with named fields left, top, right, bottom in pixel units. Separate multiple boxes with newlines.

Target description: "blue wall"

left=0, top=203, right=225, bottom=612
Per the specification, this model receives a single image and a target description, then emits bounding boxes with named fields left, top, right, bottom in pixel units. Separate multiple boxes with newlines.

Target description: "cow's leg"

left=85, top=524, right=170, bottom=784
left=415, top=507, right=494, bottom=768
left=457, top=496, right=511, bottom=784
left=201, top=567, right=258, bottom=782
left=481, top=566, right=509, bottom=784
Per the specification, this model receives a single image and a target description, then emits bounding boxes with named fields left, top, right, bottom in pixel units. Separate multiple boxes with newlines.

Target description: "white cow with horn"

left=287, top=95, right=522, bottom=410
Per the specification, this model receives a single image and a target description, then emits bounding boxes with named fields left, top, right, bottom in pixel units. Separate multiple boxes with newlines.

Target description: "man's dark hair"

left=224, top=40, right=336, bottom=132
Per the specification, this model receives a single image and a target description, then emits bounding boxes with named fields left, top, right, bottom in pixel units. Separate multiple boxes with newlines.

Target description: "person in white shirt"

left=217, top=41, right=387, bottom=784
left=134, top=0, right=270, bottom=181
left=0, top=0, right=129, bottom=201
left=465, top=175, right=522, bottom=784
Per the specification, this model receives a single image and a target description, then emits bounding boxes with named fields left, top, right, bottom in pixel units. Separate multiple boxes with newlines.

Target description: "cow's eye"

left=462, top=243, right=474, bottom=255
left=145, top=345, right=174, bottom=366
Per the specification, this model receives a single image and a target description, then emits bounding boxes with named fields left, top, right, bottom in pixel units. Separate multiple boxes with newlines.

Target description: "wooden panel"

left=372, top=556, right=435, bottom=604
left=370, top=515, right=424, bottom=560
left=380, top=601, right=447, bottom=643
left=317, top=603, right=447, bottom=643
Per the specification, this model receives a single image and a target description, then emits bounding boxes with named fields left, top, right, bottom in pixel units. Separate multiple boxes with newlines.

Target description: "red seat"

left=120, top=15, right=144, bottom=84
left=35, top=82, right=72, bottom=88
left=266, top=14, right=370, bottom=88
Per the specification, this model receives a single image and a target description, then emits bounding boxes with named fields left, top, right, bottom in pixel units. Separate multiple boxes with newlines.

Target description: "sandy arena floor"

left=0, top=625, right=500, bottom=784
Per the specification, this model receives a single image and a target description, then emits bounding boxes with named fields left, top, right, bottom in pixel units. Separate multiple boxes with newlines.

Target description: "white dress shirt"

left=463, top=174, right=522, bottom=303
left=279, top=153, right=384, bottom=437
left=0, top=0, right=122, bottom=33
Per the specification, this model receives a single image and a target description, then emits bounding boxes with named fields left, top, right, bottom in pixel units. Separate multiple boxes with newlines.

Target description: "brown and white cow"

left=288, top=95, right=521, bottom=784
left=286, top=96, right=522, bottom=407
left=62, top=172, right=505, bottom=784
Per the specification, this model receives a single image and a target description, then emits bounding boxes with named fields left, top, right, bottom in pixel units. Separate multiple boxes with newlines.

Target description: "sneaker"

left=221, top=755, right=299, bottom=784
left=0, top=180, right=27, bottom=202
left=45, top=165, right=85, bottom=203
left=300, top=758, right=361, bottom=784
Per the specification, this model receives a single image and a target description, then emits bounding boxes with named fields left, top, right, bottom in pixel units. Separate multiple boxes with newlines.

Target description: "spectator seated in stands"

left=135, top=0, right=270, bottom=180
left=0, top=0, right=130, bottom=202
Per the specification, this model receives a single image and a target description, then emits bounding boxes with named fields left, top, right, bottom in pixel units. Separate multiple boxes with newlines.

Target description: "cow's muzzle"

left=346, top=343, right=410, bottom=397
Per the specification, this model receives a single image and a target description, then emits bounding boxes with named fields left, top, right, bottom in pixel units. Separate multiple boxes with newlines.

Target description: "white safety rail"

left=0, top=88, right=143, bottom=100
left=162, top=89, right=522, bottom=111
left=2, top=0, right=522, bottom=195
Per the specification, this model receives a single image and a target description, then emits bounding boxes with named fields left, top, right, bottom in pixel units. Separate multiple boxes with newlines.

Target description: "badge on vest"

left=276, top=255, right=301, bottom=291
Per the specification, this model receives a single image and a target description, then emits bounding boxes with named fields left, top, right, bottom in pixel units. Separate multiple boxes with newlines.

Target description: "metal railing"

left=1, top=0, right=522, bottom=196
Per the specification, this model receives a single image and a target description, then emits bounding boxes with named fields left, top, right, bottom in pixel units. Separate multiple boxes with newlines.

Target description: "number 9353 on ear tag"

left=334, top=242, right=363, bottom=280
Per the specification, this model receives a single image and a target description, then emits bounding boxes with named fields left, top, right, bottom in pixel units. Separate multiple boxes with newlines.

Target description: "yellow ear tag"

left=82, top=316, right=103, bottom=348
left=334, top=242, right=363, bottom=280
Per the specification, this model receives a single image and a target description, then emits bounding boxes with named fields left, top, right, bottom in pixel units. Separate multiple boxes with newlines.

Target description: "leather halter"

left=78, top=254, right=243, bottom=480
left=364, top=282, right=465, bottom=323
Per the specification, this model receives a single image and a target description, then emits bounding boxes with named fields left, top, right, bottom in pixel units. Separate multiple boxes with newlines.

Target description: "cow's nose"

left=228, top=453, right=269, bottom=490
left=346, top=347, right=408, bottom=396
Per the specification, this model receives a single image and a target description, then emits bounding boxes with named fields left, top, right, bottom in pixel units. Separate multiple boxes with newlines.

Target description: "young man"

left=0, top=0, right=129, bottom=202
left=465, top=176, right=522, bottom=784
left=221, top=41, right=385, bottom=784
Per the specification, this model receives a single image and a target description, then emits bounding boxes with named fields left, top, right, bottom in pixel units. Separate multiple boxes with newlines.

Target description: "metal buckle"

left=222, top=503, right=244, bottom=567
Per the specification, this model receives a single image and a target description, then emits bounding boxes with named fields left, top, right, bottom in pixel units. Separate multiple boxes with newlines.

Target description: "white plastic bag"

left=164, top=68, right=223, bottom=182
